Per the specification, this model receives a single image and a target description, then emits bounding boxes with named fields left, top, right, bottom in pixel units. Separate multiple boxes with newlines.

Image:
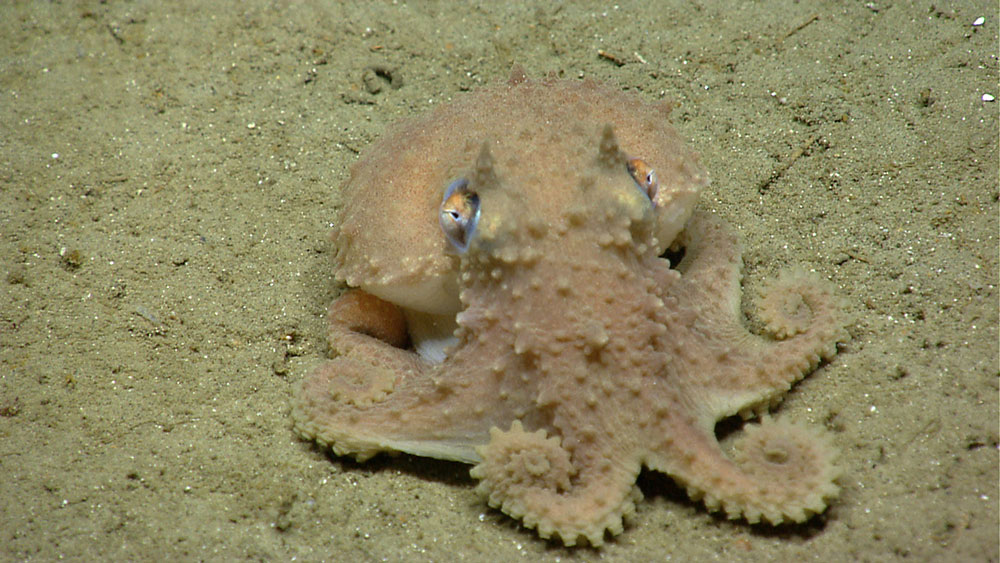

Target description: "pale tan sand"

left=1, top=1, right=996, bottom=560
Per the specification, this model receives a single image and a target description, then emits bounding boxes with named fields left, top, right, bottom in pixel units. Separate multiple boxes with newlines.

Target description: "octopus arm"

left=471, top=421, right=643, bottom=547
left=671, top=210, right=745, bottom=317
left=644, top=414, right=841, bottom=525
left=292, top=291, right=506, bottom=463
left=669, top=213, right=849, bottom=420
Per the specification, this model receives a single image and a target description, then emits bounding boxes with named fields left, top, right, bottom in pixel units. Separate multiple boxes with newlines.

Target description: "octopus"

left=292, top=68, right=849, bottom=546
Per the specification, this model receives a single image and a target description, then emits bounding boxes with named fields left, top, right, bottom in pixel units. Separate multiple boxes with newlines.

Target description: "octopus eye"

left=439, top=178, right=480, bottom=252
left=627, top=158, right=659, bottom=205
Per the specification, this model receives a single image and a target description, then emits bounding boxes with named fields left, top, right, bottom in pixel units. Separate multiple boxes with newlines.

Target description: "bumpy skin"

left=293, top=72, right=849, bottom=546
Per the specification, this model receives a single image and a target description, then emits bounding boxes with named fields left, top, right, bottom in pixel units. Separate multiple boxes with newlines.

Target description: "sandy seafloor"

left=1, top=1, right=997, bottom=561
